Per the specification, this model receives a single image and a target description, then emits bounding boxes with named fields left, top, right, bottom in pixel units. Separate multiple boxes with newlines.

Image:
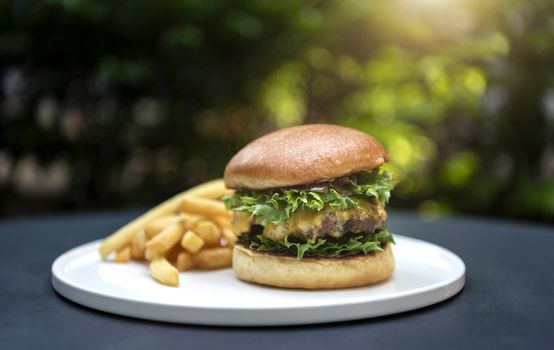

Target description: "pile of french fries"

left=99, top=179, right=236, bottom=287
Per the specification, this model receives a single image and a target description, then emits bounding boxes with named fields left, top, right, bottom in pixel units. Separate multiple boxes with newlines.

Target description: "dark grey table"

left=0, top=210, right=552, bottom=349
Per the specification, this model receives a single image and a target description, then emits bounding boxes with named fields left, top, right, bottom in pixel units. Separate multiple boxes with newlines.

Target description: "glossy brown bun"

left=233, top=243, right=394, bottom=289
left=224, top=124, right=388, bottom=190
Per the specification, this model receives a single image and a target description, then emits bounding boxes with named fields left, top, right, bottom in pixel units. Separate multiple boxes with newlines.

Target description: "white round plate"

left=52, top=235, right=465, bottom=326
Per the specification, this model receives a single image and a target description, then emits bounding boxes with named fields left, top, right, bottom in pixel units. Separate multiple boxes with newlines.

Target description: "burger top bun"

left=224, top=124, right=388, bottom=190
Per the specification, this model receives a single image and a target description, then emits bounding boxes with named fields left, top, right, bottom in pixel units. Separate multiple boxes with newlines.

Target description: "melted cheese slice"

left=263, top=198, right=383, bottom=242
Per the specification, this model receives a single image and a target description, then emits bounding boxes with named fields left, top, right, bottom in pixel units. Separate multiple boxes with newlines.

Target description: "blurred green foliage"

left=0, top=0, right=553, bottom=222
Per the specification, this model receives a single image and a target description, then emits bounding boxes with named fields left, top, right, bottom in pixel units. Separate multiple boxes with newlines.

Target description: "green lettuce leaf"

left=238, top=227, right=395, bottom=259
left=223, top=169, right=394, bottom=226
left=349, top=170, right=394, bottom=205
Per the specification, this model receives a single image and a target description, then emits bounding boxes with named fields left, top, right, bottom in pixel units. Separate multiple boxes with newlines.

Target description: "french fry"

left=165, top=244, right=183, bottom=264
left=176, top=251, right=194, bottom=271
left=144, top=215, right=180, bottom=239
left=222, top=228, right=237, bottom=247
left=99, top=179, right=226, bottom=259
left=178, top=197, right=228, bottom=217
left=130, top=229, right=146, bottom=259
left=183, top=180, right=233, bottom=199
left=181, top=230, right=204, bottom=253
left=149, top=257, right=179, bottom=287
left=145, top=223, right=182, bottom=256
left=144, top=240, right=183, bottom=262
left=130, top=242, right=142, bottom=259
left=144, top=249, right=156, bottom=261
left=232, top=211, right=252, bottom=234
left=114, top=246, right=131, bottom=263
left=192, top=247, right=233, bottom=270
left=100, top=179, right=237, bottom=287
left=179, top=213, right=203, bottom=230
left=195, top=221, right=220, bottom=245
left=212, top=215, right=232, bottom=230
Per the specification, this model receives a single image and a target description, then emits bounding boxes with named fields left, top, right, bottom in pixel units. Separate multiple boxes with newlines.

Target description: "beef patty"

left=257, top=198, right=387, bottom=243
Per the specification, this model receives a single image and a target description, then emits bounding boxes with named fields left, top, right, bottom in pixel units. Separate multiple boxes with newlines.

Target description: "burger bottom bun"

left=232, top=243, right=394, bottom=290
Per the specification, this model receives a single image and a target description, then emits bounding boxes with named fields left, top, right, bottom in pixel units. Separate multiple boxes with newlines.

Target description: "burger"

left=223, top=124, right=395, bottom=289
